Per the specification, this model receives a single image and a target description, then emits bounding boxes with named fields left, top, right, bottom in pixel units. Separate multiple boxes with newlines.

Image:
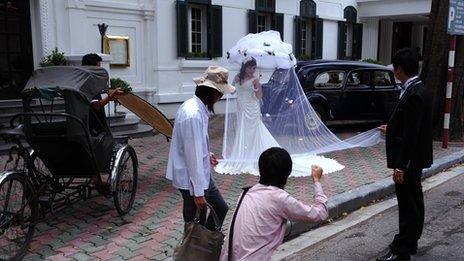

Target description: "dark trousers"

left=179, top=179, right=228, bottom=231
left=390, top=168, right=424, bottom=257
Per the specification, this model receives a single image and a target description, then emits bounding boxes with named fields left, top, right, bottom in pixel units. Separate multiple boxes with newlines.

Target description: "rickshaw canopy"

left=23, top=66, right=109, bottom=102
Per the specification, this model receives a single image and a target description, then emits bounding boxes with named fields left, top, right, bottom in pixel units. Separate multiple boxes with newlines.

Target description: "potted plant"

left=110, top=78, right=132, bottom=93
left=299, top=54, right=312, bottom=61
left=110, top=78, right=132, bottom=113
left=39, top=48, right=67, bottom=67
left=186, top=52, right=209, bottom=59
left=361, top=58, right=383, bottom=65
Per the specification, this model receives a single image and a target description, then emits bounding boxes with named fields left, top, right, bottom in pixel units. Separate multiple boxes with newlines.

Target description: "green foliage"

left=39, top=48, right=67, bottom=67
left=362, top=58, right=383, bottom=65
left=110, top=78, right=132, bottom=93
left=299, top=54, right=312, bottom=61
left=186, top=52, right=209, bottom=59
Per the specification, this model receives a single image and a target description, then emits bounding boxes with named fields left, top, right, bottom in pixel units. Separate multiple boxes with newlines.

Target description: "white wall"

left=30, top=0, right=375, bottom=118
left=322, top=20, right=339, bottom=59
left=357, top=0, right=431, bottom=18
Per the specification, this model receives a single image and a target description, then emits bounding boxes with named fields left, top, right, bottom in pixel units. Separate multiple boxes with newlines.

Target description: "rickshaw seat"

left=27, top=121, right=100, bottom=178
left=0, top=124, right=25, bottom=138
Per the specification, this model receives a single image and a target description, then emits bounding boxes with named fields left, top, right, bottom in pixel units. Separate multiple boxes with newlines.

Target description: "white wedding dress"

left=215, top=77, right=345, bottom=177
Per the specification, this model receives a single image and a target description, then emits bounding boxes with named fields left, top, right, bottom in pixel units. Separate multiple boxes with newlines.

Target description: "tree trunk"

left=421, top=0, right=464, bottom=140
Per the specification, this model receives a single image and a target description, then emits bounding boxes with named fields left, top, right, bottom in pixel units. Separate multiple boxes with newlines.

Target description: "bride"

left=216, top=30, right=383, bottom=177
left=215, top=57, right=280, bottom=175
left=215, top=58, right=345, bottom=176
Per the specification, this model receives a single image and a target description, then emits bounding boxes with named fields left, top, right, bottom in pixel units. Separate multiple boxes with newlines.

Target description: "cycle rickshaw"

left=0, top=66, right=138, bottom=260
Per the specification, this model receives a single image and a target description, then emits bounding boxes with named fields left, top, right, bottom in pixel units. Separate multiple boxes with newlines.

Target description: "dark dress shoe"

left=376, top=251, right=410, bottom=261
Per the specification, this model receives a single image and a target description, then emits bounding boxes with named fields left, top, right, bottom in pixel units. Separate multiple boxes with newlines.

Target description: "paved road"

left=290, top=172, right=464, bottom=261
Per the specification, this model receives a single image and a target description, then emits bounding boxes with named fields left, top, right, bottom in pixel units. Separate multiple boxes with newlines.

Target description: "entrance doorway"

left=0, top=0, right=34, bottom=99
left=391, top=22, right=412, bottom=60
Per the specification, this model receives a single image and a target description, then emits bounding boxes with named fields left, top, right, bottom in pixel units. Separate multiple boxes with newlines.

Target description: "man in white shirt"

left=166, top=66, right=235, bottom=230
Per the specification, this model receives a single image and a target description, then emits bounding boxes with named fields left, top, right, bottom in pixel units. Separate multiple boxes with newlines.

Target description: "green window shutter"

left=209, top=5, right=222, bottom=57
left=176, top=0, right=188, bottom=57
left=314, top=18, right=323, bottom=59
left=275, top=13, right=284, bottom=40
left=294, top=16, right=302, bottom=59
left=353, top=23, right=363, bottom=60
left=248, top=10, right=257, bottom=33
left=337, top=21, right=347, bottom=59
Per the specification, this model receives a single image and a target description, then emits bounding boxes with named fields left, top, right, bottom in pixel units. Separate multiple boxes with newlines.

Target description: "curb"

left=284, top=149, right=464, bottom=239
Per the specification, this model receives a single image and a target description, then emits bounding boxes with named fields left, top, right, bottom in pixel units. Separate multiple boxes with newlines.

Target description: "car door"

left=371, top=70, right=401, bottom=120
left=311, top=70, right=345, bottom=118
left=340, top=69, right=374, bottom=119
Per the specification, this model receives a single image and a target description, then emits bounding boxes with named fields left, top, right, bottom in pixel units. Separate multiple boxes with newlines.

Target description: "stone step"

left=0, top=100, right=66, bottom=114
left=0, top=110, right=127, bottom=125
left=106, top=111, right=127, bottom=123
left=112, top=123, right=154, bottom=139
left=0, top=118, right=153, bottom=154
left=108, top=118, right=139, bottom=132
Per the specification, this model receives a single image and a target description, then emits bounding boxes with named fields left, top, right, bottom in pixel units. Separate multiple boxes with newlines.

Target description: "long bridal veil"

left=215, top=31, right=383, bottom=177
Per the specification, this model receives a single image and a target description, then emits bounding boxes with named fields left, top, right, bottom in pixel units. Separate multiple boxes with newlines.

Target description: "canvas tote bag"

left=173, top=203, right=225, bottom=261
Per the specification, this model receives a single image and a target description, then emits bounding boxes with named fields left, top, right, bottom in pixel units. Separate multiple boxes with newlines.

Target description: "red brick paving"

left=1, top=115, right=461, bottom=260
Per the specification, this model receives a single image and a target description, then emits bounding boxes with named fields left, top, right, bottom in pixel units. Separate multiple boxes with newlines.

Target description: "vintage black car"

left=295, top=60, right=400, bottom=122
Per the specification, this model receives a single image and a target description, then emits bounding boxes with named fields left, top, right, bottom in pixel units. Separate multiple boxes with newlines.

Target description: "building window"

left=176, top=1, right=223, bottom=58
left=301, top=20, right=307, bottom=55
left=257, top=13, right=272, bottom=33
left=300, top=20, right=314, bottom=57
left=257, top=14, right=266, bottom=32
left=338, top=6, right=362, bottom=60
left=346, top=23, right=353, bottom=58
left=248, top=0, right=284, bottom=39
left=295, top=0, right=321, bottom=60
left=188, top=5, right=207, bottom=54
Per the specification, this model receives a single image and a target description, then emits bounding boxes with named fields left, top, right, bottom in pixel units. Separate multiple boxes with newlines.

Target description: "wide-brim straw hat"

left=193, top=66, right=236, bottom=94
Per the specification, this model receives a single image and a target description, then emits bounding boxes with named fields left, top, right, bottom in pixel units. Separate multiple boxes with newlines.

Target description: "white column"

left=38, top=0, right=56, bottom=55
left=361, top=17, right=379, bottom=60
left=378, top=20, right=393, bottom=65
left=143, top=8, right=156, bottom=103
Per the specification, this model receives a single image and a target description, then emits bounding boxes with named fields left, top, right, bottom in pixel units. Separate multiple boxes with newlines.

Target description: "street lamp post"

left=97, top=23, right=112, bottom=116
left=98, top=23, right=108, bottom=53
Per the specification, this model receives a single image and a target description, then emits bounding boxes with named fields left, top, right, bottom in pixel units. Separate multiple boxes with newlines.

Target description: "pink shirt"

left=220, top=182, right=328, bottom=261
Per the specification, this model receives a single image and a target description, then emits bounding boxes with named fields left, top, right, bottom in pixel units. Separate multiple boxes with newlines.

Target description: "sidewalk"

left=14, top=115, right=463, bottom=260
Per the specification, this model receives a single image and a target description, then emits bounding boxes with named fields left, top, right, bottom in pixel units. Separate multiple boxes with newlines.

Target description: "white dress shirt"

left=399, top=75, right=419, bottom=98
left=220, top=182, right=328, bottom=261
left=166, top=96, right=211, bottom=197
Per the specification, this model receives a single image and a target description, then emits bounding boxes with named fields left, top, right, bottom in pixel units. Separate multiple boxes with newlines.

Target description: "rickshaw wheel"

left=113, top=147, right=138, bottom=216
left=0, top=172, right=38, bottom=261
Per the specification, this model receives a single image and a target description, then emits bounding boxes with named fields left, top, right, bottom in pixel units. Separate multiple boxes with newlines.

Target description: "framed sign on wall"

left=103, top=35, right=130, bottom=67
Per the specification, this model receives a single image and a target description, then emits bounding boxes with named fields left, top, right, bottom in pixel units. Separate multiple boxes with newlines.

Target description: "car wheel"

left=312, top=104, right=328, bottom=123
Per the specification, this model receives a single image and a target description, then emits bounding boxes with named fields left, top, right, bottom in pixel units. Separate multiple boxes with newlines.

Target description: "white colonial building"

left=0, top=0, right=431, bottom=117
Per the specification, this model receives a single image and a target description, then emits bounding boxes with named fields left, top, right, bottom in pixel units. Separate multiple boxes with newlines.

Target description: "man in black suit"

left=377, top=48, right=433, bottom=261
